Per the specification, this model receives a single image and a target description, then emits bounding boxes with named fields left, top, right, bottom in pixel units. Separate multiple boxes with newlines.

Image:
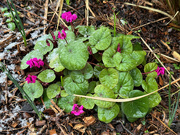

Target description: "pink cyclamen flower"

left=58, top=30, right=66, bottom=40
left=155, top=67, right=165, bottom=75
left=61, top=11, right=77, bottom=22
left=117, top=43, right=121, bottom=53
left=26, top=58, right=44, bottom=68
left=71, top=104, right=84, bottom=116
left=26, top=75, right=37, bottom=84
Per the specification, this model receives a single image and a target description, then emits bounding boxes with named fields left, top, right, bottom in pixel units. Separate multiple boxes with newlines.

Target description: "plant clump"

left=21, top=11, right=164, bottom=123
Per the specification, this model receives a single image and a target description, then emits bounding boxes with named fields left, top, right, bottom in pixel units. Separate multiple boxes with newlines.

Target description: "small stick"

left=160, top=40, right=171, bottom=51
left=43, top=0, right=49, bottom=34
left=85, top=0, right=89, bottom=26
left=157, top=53, right=180, bottom=63
left=74, top=78, right=180, bottom=102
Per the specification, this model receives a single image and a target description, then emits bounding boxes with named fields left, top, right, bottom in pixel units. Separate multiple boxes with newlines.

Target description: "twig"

left=151, top=113, right=177, bottom=135
left=57, top=0, right=65, bottom=31
left=74, top=78, right=180, bottom=102
left=85, top=0, right=89, bottom=26
left=166, top=11, right=179, bottom=25
left=124, top=2, right=174, bottom=20
left=157, top=53, right=180, bottom=63
left=131, top=17, right=169, bottom=31
left=116, top=120, right=134, bottom=135
left=43, top=0, right=49, bottom=34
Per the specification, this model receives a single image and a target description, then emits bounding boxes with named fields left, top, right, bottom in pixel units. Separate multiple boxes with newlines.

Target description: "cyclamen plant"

left=21, top=11, right=164, bottom=122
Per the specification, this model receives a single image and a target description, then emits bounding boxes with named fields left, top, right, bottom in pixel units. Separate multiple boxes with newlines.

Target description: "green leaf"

left=64, top=76, right=89, bottom=95
left=88, top=81, right=96, bottom=93
left=76, top=25, right=95, bottom=37
left=8, top=22, right=15, bottom=31
left=98, top=103, right=119, bottom=123
left=34, top=40, right=53, bottom=55
left=43, top=89, right=57, bottom=108
left=38, top=69, right=56, bottom=83
left=1, top=7, right=8, bottom=12
left=20, top=50, right=43, bottom=70
left=6, top=18, right=12, bottom=23
left=102, top=47, right=122, bottom=67
left=142, top=76, right=158, bottom=93
left=129, top=68, right=143, bottom=87
left=94, top=63, right=104, bottom=78
left=79, top=94, right=95, bottom=109
left=70, top=63, right=93, bottom=83
left=23, top=81, right=43, bottom=101
left=47, top=84, right=61, bottom=99
left=142, top=76, right=161, bottom=108
left=94, top=85, right=115, bottom=108
left=57, top=95, right=74, bottom=113
left=99, top=68, right=119, bottom=89
left=61, top=90, right=69, bottom=97
left=116, top=50, right=146, bottom=71
left=58, top=30, right=75, bottom=48
left=89, top=26, right=111, bottom=50
left=4, top=12, right=12, bottom=17
left=60, top=41, right=89, bottom=70
left=111, top=36, right=133, bottom=55
left=49, top=56, right=65, bottom=72
left=113, top=72, right=134, bottom=98
left=144, top=63, right=158, bottom=78
left=121, top=90, right=149, bottom=122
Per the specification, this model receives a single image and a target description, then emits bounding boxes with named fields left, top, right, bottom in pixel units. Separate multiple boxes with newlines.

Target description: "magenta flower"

left=26, top=58, right=44, bottom=68
left=26, top=75, right=37, bottom=84
left=71, top=104, right=84, bottom=116
left=58, top=30, right=66, bottom=40
left=155, top=67, right=165, bottom=75
left=61, top=11, right=77, bottom=22
left=117, top=43, right=121, bottom=53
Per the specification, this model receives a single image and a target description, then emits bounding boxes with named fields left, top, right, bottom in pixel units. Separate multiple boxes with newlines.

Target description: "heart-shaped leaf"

left=34, top=36, right=53, bottom=55
left=58, top=30, right=75, bottom=48
left=57, top=95, right=74, bottom=113
left=38, top=69, right=56, bottom=83
left=76, top=25, right=95, bottom=37
left=121, top=90, right=149, bottom=122
left=47, top=84, right=61, bottom=99
left=79, top=94, right=95, bottom=109
left=49, top=56, right=65, bottom=72
left=99, top=68, right=119, bottom=89
left=64, top=76, right=89, bottom=95
left=23, top=81, right=43, bottom=101
left=21, top=50, right=43, bottom=70
left=94, top=85, right=115, bottom=108
left=60, top=41, right=89, bottom=70
left=98, top=103, right=119, bottom=123
left=144, top=63, right=158, bottom=78
left=94, top=63, right=104, bottom=78
left=43, top=89, right=57, bottom=108
left=89, top=26, right=111, bottom=50
left=8, top=22, right=15, bottom=31
left=102, top=47, right=122, bottom=67
left=88, top=81, right=96, bottom=93
left=113, top=72, right=134, bottom=98
left=129, top=68, right=143, bottom=87
left=70, top=63, right=93, bottom=83
left=142, top=76, right=161, bottom=108
left=116, top=50, right=146, bottom=71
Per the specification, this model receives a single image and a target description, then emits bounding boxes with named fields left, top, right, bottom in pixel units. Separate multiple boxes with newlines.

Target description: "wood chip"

left=73, top=124, right=86, bottom=133
left=35, top=120, right=46, bottom=126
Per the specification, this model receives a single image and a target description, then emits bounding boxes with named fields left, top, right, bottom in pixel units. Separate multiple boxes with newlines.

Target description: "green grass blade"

left=7, top=0, right=27, bottom=47
left=0, top=63, right=42, bottom=119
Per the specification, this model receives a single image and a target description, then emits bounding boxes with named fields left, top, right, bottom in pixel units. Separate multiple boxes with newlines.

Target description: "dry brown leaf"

left=35, top=120, right=46, bottom=126
left=172, top=51, right=180, bottom=62
left=73, top=124, right=86, bottom=133
left=49, top=129, right=57, bottom=135
left=11, top=121, right=19, bottom=128
left=159, top=76, right=164, bottom=86
left=83, top=116, right=96, bottom=126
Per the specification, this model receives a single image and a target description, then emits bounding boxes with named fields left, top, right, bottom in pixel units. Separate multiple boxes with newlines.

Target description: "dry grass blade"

left=124, top=2, right=174, bottom=20
left=85, top=0, right=89, bottom=26
left=43, top=0, right=49, bottom=34
left=74, top=78, right=180, bottom=102
left=57, top=0, right=65, bottom=30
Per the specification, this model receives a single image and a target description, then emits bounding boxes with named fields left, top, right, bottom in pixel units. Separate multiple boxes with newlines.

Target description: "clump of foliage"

left=20, top=11, right=163, bottom=123
left=0, top=7, right=20, bottom=31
